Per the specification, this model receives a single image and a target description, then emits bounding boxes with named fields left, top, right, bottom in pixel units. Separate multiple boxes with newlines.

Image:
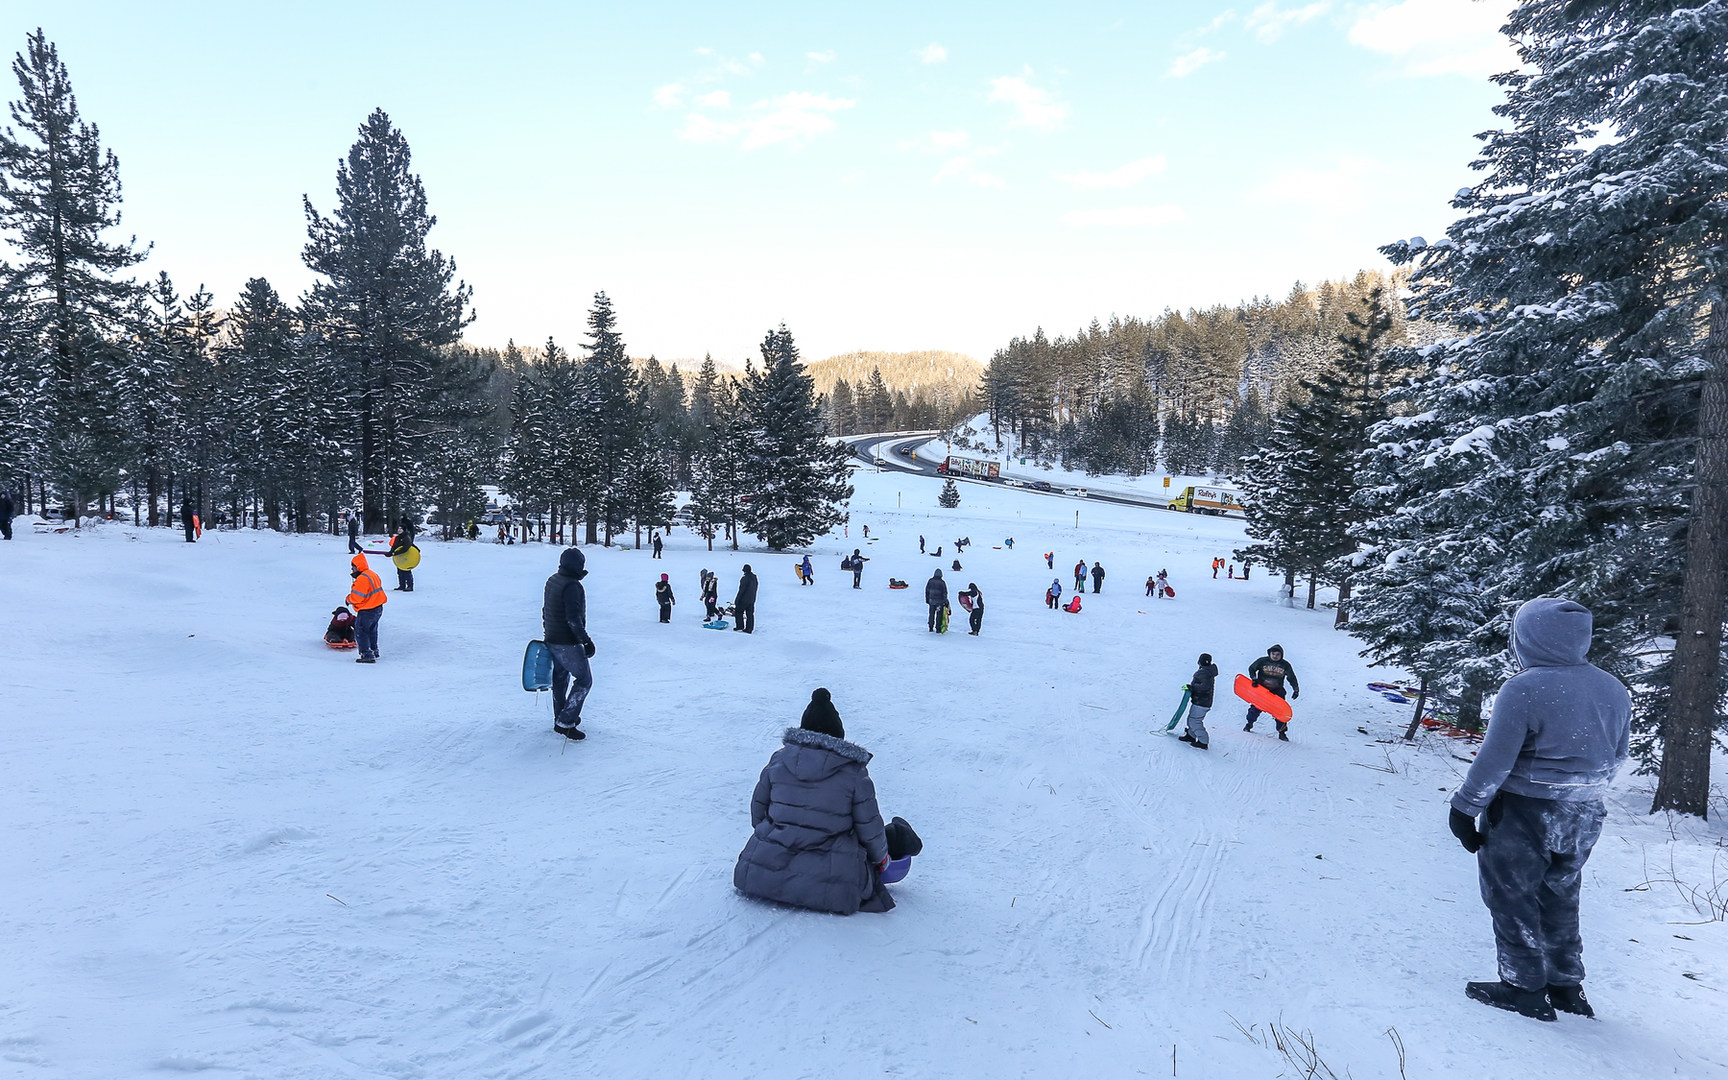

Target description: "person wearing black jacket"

left=0, top=490, right=12, bottom=540
left=849, top=548, right=868, bottom=589
left=1244, top=644, right=1299, bottom=741
left=962, top=583, right=984, bottom=635
left=1091, top=562, right=1105, bottom=594
left=346, top=512, right=362, bottom=553
left=542, top=547, right=596, bottom=740
left=655, top=574, right=675, bottom=623
left=734, top=564, right=759, bottom=633
left=182, top=499, right=197, bottom=543
left=701, top=569, right=719, bottom=619
left=925, top=569, right=949, bottom=632
left=388, top=519, right=416, bottom=592
left=1180, top=652, right=1219, bottom=750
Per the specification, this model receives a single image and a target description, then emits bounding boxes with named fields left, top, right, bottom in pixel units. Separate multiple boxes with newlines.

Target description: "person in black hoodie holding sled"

left=1179, top=653, right=1218, bottom=750
left=1243, top=644, right=1299, bottom=741
left=542, top=548, right=596, bottom=740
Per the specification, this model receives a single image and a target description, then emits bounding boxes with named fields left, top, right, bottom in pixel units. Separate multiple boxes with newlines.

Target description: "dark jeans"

left=0, top=516, right=10, bottom=540
left=348, top=534, right=362, bottom=553
left=1092, top=580, right=1101, bottom=593
left=704, top=598, right=718, bottom=619
left=1478, top=792, right=1606, bottom=990
left=928, top=603, right=944, bottom=630
left=734, top=603, right=755, bottom=633
left=546, top=643, right=593, bottom=729
left=853, top=570, right=862, bottom=589
left=968, top=607, right=983, bottom=634
left=1244, top=686, right=1288, bottom=735
left=397, top=569, right=413, bottom=591
left=355, top=606, right=382, bottom=658
left=658, top=602, right=672, bottom=623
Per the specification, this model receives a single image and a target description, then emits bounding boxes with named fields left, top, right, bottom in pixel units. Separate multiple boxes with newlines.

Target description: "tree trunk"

left=1402, top=677, right=1431, bottom=741
left=1306, top=574, right=1318, bottom=610
left=1653, top=301, right=1728, bottom=818
left=1334, top=577, right=1352, bottom=629
left=585, top=509, right=598, bottom=545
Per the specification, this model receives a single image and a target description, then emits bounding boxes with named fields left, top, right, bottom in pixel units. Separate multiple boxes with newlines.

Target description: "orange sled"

left=1233, top=674, right=1292, bottom=723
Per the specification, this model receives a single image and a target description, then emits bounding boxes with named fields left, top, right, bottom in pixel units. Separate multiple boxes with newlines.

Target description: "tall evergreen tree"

left=737, top=325, right=853, bottom=550
left=302, top=108, right=472, bottom=534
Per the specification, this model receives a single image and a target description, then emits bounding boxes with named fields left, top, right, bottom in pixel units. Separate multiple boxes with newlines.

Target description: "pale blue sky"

left=6, top=1, right=1514, bottom=364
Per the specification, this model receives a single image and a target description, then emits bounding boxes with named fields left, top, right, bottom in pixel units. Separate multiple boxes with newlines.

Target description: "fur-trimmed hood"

left=782, top=726, right=872, bottom=765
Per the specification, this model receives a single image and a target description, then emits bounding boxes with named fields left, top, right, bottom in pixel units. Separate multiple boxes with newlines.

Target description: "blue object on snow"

left=881, top=856, right=912, bottom=884
left=522, top=640, right=553, bottom=692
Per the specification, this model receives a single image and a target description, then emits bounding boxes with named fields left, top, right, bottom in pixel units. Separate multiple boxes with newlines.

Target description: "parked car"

left=1062, top=487, right=1090, bottom=498
left=1003, top=477, right=1028, bottom=488
left=1030, top=480, right=1054, bottom=492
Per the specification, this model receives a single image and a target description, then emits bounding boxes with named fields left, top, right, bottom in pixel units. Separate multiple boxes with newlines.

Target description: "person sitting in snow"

left=733, top=688, right=918, bottom=915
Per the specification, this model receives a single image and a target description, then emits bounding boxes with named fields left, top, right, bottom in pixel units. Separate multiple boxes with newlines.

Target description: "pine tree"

left=302, top=108, right=472, bottom=533
left=938, top=478, right=960, bottom=508
left=737, top=325, right=853, bottom=550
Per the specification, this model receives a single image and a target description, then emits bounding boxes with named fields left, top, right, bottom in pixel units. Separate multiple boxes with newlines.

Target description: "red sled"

left=1161, top=585, right=1176, bottom=598
left=1234, top=674, right=1292, bottom=722
left=957, top=593, right=975, bottom=612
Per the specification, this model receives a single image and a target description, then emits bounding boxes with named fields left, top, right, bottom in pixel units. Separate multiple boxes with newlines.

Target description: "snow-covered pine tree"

left=938, top=478, right=961, bottom=508
left=420, top=345, right=501, bottom=539
left=1377, top=0, right=1728, bottom=814
left=302, top=108, right=472, bottom=534
left=568, top=292, right=639, bottom=545
left=688, top=370, right=748, bottom=550
left=0, top=30, right=145, bottom=521
left=737, top=325, right=853, bottom=550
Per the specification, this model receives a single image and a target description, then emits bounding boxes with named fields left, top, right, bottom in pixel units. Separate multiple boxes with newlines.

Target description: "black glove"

left=1291, top=688, right=1300, bottom=700
left=583, top=640, right=597, bottom=659
left=1449, top=808, right=1484, bottom=853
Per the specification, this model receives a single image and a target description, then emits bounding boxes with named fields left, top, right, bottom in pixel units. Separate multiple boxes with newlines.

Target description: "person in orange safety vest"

left=346, top=553, right=387, bottom=663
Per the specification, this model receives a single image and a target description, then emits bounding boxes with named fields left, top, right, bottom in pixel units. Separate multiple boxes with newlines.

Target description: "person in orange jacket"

left=346, top=553, right=388, bottom=663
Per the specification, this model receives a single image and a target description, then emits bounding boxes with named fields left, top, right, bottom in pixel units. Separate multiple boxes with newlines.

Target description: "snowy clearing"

left=3, top=467, right=1725, bottom=1078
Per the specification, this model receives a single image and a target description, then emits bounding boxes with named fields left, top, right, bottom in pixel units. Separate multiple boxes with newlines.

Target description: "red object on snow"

left=1233, top=674, right=1292, bottom=722
left=1064, top=596, right=1083, bottom=613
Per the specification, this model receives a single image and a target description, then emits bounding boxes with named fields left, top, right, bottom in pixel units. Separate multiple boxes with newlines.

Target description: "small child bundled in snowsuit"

left=655, top=574, right=675, bottom=623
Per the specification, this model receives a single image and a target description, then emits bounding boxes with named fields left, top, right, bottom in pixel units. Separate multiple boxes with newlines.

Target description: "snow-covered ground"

left=4, top=467, right=1725, bottom=1079
left=916, top=415, right=1236, bottom=505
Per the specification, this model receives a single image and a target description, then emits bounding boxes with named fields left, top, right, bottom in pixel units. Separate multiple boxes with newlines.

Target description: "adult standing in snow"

left=652, top=532, right=664, bottom=559
left=1046, top=578, right=1062, bottom=609
left=924, top=568, right=948, bottom=632
left=962, top=583, right=984, bottom=635
left=919, top=535, right=925, bottom=554
left=1073, top=559, right=1087, bottom=594
left=1091, top=562, right=1105, bottom=594
left=1243, top=644, right=1299, bottom=740
left=388, top=519, right=416, bottom=592
left=734, top=564, right=758, bottom=634
left=850, top=548, right=867, bottom=589
left=1179, top=652, right=1218, bottom=751
left=655, top=574, right=675, bottom=623
left=1449, top=598, right=1631, bottom=1022
left=0, top=489, right=12, bottom=540
left=542, top=547, right=595, bottom=740
left=182, top=499, right=197, bottom=543
left=346, top=511, right=361, bottom=554
left=345, top=553, right=387, bottom=663
left=733, top=688, right=895, bottom=915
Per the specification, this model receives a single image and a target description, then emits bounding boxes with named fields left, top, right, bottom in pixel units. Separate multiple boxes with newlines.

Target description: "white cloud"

left=935, top=155, right=1006, bottom=189
left=696, top=90, right=730, bottom=108
left=748, top=52, right=766, bottom=67
left=1167, top=47, right=1225, bottom=78
left=652, top=83, right=684, bottom=108
left=930, top=129, right=970, bottom=150
left=1348, top=0, right=1517, bottom=77
left=806, top=50, right=836, bottom=64
left=1059, top=156, right=1167, bottom=190
left=1244, top=2, right=1330, bottom=42
left=1247, top=156, right=1382, bottom=208
left=918, top=43, right=948, bottom=64
left=678, top=91, right=856, bottom=150
left=987, top=73, right=1069, bottom=132
left=1060, top=205, right=1185, bottom=228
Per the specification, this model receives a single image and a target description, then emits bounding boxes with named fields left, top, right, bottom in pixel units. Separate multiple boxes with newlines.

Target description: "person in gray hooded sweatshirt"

left=1449, top=597, right=1630, bottom=1021
left=733, top=688, right=894, bottom=914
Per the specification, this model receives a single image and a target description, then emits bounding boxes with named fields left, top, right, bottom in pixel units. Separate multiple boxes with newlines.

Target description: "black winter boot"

left=1465, top=981, right=1555, bottom=1021
left=1178, top=734, right=1194, bottom=743
left=1546, top=984, right=1594, bottom=1018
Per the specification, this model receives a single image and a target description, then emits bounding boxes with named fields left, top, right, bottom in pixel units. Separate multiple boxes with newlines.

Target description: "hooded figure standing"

left=388, top=518, right=416, bottom=592
left=542, top=548, right=596, bottom=740
left=733, top=688, right=894, bottom=914
left=734, top=564, right=758, bottom=633
left=655, top=574, right=675, bottom=623
left=1179, top=652, right=1218, bottom=750
left=1090, top=562, right=1105, bottom=594
left=1448, top=598, right=1631, bottom=1022
left=850, top=548, right=867, bottom=589
left=924, top=569, right=949, bottom=632
left=962, top=583, right=984, bottom=635
left=345, top=553, right=387, bottom=662
left=346, top=511, right=361, bottom=553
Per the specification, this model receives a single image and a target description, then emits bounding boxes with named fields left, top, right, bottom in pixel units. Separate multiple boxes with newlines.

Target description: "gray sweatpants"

left=1477, top=791, right=1606, bottom=990
left=1184, top=703, right=1210, bottom=746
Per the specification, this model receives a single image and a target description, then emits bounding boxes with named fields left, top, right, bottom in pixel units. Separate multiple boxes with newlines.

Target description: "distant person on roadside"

left=345, top=553, right=387, bottom=663
left=734, top=564, right=759, bottom=633
left=1178, top=652, right=1218, bottom=751
left=1091, top=562, right=1105, bottom=594
left=1448, top=598, right=1630, bottom=1023
left=541, top=547, right=595, bottom=739
left=1213, top=557, right=1222, bottom=579
left=1243, top=561, right=1252, bottom=580
left=924, top=569, right=949, bottom=632
left=655, top=573, right=675, bottom=623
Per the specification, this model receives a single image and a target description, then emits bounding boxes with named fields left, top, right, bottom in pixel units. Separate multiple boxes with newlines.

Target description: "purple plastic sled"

left=881, top=856, right=912, bottom=884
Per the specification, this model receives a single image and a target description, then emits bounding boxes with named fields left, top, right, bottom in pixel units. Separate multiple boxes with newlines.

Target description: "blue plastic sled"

left=882, top=856, right=913, bottom=884
left=523, top=640, right=553, bottom=692
left=703, top=619, right=730, bottom=630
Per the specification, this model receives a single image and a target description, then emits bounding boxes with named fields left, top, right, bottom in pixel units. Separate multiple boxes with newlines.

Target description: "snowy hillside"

left=3, top=467, right=1724, bottom=1078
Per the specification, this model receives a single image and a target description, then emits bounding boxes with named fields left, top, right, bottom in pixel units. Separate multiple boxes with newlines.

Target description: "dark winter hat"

left=969, top=583, right=978, bottom=590
left=742, top=563, right=752, bottom=572
left=558, top=547, right=586, bottom=576
left=1199, top=653, right=1212, bottom=665
left=1268, top=643, right=1284, bottom=655
left=800, top=687, right=844, bottom=739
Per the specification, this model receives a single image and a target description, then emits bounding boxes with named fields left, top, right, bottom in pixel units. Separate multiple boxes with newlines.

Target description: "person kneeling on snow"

left=733, top=689, right=919, bottom=914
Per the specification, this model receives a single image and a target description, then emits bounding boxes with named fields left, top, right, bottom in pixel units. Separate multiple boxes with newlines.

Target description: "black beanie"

left=800, top=687, right=844, bottom=739
left=1199, top=652, right=1212, bottom=665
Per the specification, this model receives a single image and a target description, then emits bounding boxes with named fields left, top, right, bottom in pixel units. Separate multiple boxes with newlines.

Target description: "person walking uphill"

left=1179, top=652, right=1218, bottom=750
left=345, top=553, right=387, bottom=663
left=542, top=547, right=596, bottom=740
left=346, top=512, right=362, bottom=554
left=1448, top=598, right=1631, bottom=1022
left=925, top=568, right=949, bottom=632
left=655, top=574, right=675, bottom=623
left=1091, top=562, right=1105, bottom=594
left=734, top=564, right=759, bottom=634
left=849, top=548, right=868, bottom=589
left=733, top=689, right=896, bottom=915
left=1243, top=644, right=1299, bottom=740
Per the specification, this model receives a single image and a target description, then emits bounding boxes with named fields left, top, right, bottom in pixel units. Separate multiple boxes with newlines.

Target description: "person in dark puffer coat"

left=734, top=688, right=894, bottom=915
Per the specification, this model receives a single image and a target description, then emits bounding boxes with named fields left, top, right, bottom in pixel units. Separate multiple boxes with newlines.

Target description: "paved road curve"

left=840, top=433, right=1182, bottom=513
